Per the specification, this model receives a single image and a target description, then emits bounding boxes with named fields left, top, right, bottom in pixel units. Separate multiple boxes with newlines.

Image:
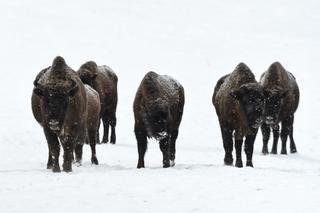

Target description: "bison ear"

left=33, top=79, right=44, bottom=96
left=230, top=90, right=242, bottom=100
left=33, top=88, right=44, bottom=96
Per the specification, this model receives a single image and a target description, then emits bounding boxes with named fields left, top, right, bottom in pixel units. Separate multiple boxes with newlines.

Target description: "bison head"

left=78, top=69, right=97, bottom=86
left=33, top=78, right=78, bottom=132
left=78, top=61, right=98, bottom=86
left=230, top=83, right=265, bottom=129
left=263, top=87, right=288, bottom=125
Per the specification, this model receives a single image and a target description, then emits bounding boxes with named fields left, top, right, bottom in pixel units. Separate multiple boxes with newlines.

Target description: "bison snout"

left=265, top=116, right=275, bottom=125
left=252, top=118, right=263, bottom=129
left=48, top=119, right=60, bottom=131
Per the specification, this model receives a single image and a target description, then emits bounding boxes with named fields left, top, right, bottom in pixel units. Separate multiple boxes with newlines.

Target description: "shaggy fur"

left=212, top=63, right=265, bottom=167
left=32, top=56, right=101, bottom=172
left=78, top=61, right=118, bottom=144
left=260, top=62, right=300, bottom=154
left=134, top=71, right=185, bottom=168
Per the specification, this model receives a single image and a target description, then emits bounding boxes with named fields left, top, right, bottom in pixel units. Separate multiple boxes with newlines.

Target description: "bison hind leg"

left=101, top=118, right=110, bottom=144
left=135, top=129, right=147, bottom=169
left=110, top=116, right=117, bottom=144
left=88, top=130, right=99, bottom=165
left=74, top=143, right=83, bottom=166
left=90, top=144, right=99, bottom=165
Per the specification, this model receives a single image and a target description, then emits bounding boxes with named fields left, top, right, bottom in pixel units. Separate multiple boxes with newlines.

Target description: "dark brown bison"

left=212, top=63, right=265, bottom=167
left=32, top=56, right=101, bottom=172
left=77, top=61, right=118, bottom=144
left=260, top=62, right=299, bottom=154
left=134, top=71, right=185, bottom=168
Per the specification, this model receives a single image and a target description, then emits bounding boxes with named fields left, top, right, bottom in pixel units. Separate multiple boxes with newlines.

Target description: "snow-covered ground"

left=1, top=0, right=320, bottom=212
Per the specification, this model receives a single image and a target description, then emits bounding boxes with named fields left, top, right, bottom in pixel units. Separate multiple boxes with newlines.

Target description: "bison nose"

left=256, top=118, right=263, bottom=124
left=252, top=119, right=263, bottom=129
left=265, top=116, right=274, bottom=125
left=48, top=119, right=60, bottom=131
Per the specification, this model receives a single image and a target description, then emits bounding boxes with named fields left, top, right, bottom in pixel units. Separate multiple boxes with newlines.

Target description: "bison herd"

left=32, top=56, right=299, bottom=172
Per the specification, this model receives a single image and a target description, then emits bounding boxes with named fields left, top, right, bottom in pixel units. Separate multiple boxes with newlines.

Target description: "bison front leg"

left=220, top=126, right=233, bottom=166
left=261, top=123, right=270, bottom=154
left=61, top=136, right=75, bottom=172
left=244, top=132, right=257, bottom=167
left=160, top=137, right=171, bottom=168
left=271, top=124, right=280, bottom=154
left=44, top=128, right=60, bottom=172
left=135, top=128, right=148, bottom=168
left=235, top=139, right=243, bottom=168
left=74, top=143, right=83, bottom=166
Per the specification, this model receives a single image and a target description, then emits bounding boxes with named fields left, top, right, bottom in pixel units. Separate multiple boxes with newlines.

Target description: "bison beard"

left=134, top=71, right=184, bottom=168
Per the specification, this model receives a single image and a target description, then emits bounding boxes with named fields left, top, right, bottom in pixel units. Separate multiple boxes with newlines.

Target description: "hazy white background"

left=0, top=0, right=319, bottom=212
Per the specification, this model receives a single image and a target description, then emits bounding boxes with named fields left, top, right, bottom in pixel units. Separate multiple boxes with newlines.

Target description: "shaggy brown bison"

left=260, top=62, right=299, bottom=154
left=77, top=61, right=118, bottom=144
left=212, top=63, right=265, bottom=167
left=134, top=71, right=185, bottom=168
left=32, top=56, right=101, bottom=172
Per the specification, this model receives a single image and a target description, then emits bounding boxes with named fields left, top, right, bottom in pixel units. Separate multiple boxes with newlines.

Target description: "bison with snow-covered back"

left=212, top=63, right=265, bottom=167
left=77, top=61, right=118, bottom=144
left=134, top=71, right=185, bottom=168
left=260, top=62, right=299, bottom=154
left=31, top=56, right=101, bottom=172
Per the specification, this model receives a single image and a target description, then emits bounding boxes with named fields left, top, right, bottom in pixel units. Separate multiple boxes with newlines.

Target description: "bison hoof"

left=163, top=163, right=170, bottom=168
left=246, top=161, right=253, bottom=167
left=224, top=157, right=233, bottom=166
left=47, top=164, right=53, bottom=170
left=75, top=161, right=82, bottom=167
left=290, top=147, right=297, bottom=153
left=235, top=160, right=243, bottom=168
left=91, top=157, right=99, bottom=165
left=271, top=149, right=277, bottom=154
left=52, top=165, right=61, bottom=173
left=280, top=149, right=287, bottom=155
left=63, top=163, right=72, bottom=172
left=137, top=159, right=145, bottom=168
left=137, top=164, right=145, bottom=169
left=262, top=148, right=269, bottom=155
left=169, top=160, right=175, bottom=167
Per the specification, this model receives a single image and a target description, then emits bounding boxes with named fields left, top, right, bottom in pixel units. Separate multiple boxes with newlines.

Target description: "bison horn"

left=33, top=79, right=45, bottom=96
left=68, top=78, right=79, bottom=97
